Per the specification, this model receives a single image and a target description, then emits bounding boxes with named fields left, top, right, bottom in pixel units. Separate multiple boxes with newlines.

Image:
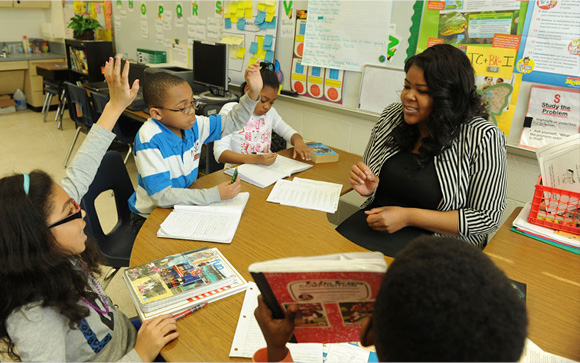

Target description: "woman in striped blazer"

left=336, top=44, right=507, bottom=256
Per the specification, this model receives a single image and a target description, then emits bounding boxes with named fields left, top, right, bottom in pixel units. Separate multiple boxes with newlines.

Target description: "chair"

left=63, top=82, right=98, bottom=168
left=90, top=90, right=141, bottom=164
left=80, top=151, right=136, bottom=283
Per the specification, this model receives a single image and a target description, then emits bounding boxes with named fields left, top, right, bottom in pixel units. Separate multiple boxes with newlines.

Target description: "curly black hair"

left=0, top=170, right=103, bottom=360
left=373, top=235, right=527, bottom=362
left=392, top=44, right=489, bottom=166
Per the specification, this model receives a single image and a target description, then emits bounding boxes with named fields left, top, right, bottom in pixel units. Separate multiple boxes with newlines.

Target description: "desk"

left=35, top=62, right=68, bottom=127
left=130, top=148, right=368, bottom=361
left=131, top=166, right=580, bottom=361
left=485, top=207, right=580, bottom=361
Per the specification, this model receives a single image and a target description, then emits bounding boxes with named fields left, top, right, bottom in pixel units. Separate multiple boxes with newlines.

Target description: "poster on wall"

left=514, top=0, right=580, bottom=89
left=290, top=10, right=344, bottom=104
left=416, top=0, right=528, bottom=53
left=219, top=0, right=279, bottom=86
left=518, top=85, right=580, bottom=150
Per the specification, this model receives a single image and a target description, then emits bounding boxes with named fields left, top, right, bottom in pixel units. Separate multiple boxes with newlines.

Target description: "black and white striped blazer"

left=361, top=103, right=508, bottom=248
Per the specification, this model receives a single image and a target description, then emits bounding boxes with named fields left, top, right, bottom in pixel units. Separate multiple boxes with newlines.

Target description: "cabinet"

left=0, top=61, right=27, bottom=95
left=65, top=39, right=113, bottom=82
left=25, top=58, right=65, bottom=109
left=0, top=1, right=51, bottom=8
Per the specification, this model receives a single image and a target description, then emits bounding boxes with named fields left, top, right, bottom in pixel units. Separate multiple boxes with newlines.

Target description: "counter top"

left=0, top=53, right=65, bottom=62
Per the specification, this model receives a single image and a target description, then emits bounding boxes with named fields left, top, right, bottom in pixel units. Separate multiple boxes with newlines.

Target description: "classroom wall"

left=0, top=8, right=49, bottom=41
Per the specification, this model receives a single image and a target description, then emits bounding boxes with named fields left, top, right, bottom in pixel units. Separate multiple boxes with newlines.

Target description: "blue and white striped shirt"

left=129, top=94, right=258, bottom=217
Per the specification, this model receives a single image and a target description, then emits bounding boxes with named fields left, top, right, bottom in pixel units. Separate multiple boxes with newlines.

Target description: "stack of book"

left=123, top=247, right=248, bottom=320
left=511, top=203, right=579, bottom=254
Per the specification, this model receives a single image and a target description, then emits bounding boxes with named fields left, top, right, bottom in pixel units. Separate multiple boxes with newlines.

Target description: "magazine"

left=124, top=247, right=248, bottom=318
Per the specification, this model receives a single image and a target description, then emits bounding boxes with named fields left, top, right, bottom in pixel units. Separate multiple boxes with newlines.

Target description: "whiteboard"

left=358, top=65, right=406, bottom=114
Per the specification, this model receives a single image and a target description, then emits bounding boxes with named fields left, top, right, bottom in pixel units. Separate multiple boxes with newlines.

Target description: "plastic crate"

left=529, top=176, right=580, bottom=235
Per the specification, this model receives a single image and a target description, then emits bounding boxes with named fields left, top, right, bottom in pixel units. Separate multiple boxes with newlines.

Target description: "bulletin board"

left=112, top=0, right=420, bottom=109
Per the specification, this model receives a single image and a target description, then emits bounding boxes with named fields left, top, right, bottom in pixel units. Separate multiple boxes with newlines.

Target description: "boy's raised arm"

left=245, top=62, right=263, bottom=101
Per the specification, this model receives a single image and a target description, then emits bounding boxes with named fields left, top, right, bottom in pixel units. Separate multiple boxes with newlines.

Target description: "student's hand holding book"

left=134, top=314, right=179, bottom=362
left=254, top=295, right=298, bottom=362
left=245, top=62, right=263, bottom=102
left=97, top=57, right=140, bottom=131
left=218, top=173, right=241, bottom=200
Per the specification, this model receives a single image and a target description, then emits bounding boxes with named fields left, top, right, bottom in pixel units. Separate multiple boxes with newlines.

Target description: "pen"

left=231, top=168, right=238, bottom=184
left=172, top=302, right=207, bottom=320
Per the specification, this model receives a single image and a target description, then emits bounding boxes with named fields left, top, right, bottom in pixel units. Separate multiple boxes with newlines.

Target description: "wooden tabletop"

left=130, top=154, right=580, bottom=361
left=130, top=147, right=366, bottom=361
left=485, top=207, right=580, bottom=361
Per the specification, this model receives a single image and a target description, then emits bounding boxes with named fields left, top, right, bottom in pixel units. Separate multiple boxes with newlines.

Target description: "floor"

left=0, top=108, right=137, bottom=318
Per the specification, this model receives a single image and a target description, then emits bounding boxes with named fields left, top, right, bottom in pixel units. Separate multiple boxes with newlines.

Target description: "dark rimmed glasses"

left=155, top=98, right=198, bottom=115
left=48, top=198, right=83, bottom=229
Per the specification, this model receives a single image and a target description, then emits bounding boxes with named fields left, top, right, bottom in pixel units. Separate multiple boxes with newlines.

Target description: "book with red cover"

left=249, top=252, right=387, bottom=343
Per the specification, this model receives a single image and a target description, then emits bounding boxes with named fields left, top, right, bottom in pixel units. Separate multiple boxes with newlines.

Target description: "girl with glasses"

left=0, top=58, right=178, bottom=362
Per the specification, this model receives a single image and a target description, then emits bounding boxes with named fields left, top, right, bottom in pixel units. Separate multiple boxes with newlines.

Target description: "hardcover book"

left=306, top=142, right=339, bottom=163
left=124, top=247, right=248, bottom=318
left=249, top=252, right=387, bottom=343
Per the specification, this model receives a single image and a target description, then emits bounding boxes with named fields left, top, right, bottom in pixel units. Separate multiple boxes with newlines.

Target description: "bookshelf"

left=65, top=39, right=113, bottom=82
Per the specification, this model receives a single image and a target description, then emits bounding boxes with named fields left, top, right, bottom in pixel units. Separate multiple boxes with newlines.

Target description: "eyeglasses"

left=155, top=99, right=197, bottom=115
left=48, top=198, right=83, bottom=229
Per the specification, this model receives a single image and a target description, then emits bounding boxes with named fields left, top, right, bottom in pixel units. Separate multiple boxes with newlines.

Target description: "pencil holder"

left=529, top=176, right=580, bottom=235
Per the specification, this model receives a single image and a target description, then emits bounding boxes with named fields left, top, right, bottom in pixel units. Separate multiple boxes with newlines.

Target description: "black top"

left=336, top=151, right=443, bottom=257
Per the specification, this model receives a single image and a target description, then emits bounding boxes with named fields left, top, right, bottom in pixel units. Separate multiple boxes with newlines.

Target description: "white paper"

left=535, top=133, right=580, bottom=193
left=229, top=282, right=268, bottom=358
left=512, top=203, right=580, bottom=247
left=157, top=193, right=249, bottom=243
left=267, top=178, right=342, bottom=213
left=325, top=343, right=370, bottom=363
left=519, top=338, right=577, bottom=363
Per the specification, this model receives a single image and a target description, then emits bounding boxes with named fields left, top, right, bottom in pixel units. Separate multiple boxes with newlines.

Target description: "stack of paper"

left=224, top=155, right=313, bottom=188
left=267, top=177, right=342, bottom=213
left=519, top=338, right=577, bottom=363
left=157, top=192, right=249, bottom=243
left=512, top=203, right=579, bottom=254
left=536, top=133, right=580, bottom=193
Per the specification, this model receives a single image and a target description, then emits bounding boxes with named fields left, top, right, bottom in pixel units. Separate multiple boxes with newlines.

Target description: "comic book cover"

left=125, top=247, right=238, bottom=312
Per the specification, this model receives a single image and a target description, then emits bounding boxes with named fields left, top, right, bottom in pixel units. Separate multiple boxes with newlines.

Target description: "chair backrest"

left=80, top=151, right=136, bottom=268
left=64, top=82, right=97, bottom=129
left=89, top=89, right=109, bottom=118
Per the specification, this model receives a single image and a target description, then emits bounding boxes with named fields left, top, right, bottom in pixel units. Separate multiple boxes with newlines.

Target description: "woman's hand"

left=134, top=314, right=179, bottom=362
left=365, top=206, right=409, bottom=233
left=254, top=295, right=297, bottom=362
left=218, top=175, right=241, bottom=200
left=349, top=162, right=379, bottom=197
left=104, top=57, right=139, bottom=113
left=292, top=140, right=311, bottom=161
left=255, top=153, right=277, bottom=166
left=245, top=62, right=263, bottom=101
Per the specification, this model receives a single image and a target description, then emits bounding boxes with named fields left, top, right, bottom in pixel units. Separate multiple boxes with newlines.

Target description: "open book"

left=157, top=192, right=249, bottom=243
left=249, top=252, right=387, bottom=343
left=224, top=155, right=313, bottom=188
left=124, top=247, right=248, bottom=319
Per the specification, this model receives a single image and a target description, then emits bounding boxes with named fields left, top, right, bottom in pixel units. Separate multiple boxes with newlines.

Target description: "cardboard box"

left=0, top=96, right=17, bottom=114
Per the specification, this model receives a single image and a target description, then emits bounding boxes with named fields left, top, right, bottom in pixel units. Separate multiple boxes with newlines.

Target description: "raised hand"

left=244, top=62, right=263, bottom=101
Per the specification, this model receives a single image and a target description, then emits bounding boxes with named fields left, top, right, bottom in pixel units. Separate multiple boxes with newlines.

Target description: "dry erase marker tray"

left=529, top=176, right=580, bottom=235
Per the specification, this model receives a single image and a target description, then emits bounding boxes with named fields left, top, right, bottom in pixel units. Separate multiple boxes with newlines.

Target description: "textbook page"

left=267, top=178, right=342, bottom=213
left=157, top=192, right=249, bottom=243
left=225, top=155, right=313, bottom=188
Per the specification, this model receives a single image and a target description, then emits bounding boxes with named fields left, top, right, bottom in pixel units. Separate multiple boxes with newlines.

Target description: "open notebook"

left=157, top=192, right=249, bottom=243
left=224, top=155, right=313, bottom=188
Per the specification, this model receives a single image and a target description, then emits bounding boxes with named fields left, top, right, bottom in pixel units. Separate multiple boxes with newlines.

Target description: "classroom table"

left=130, top=155, right=580, bottom=362
left=484, top=207, right=580, bottom=361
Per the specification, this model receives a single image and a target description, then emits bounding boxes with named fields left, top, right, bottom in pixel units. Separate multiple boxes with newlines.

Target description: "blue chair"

left=80, top=151, right=136, bottom=282
left=63, top=82, right=98, bottom=168
left=90, top=90, right=141, bottom=164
